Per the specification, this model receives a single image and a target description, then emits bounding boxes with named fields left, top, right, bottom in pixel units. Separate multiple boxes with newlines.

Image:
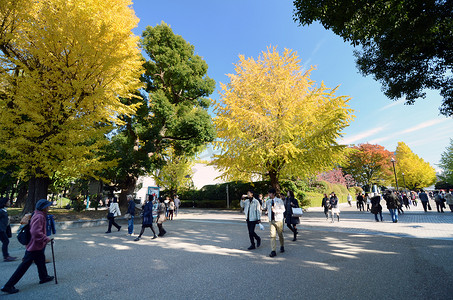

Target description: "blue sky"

left=131, top=0, right=453, bottom=171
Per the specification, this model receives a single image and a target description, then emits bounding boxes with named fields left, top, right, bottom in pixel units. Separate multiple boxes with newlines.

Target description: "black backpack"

left=17, top=222, right=31, bottom=245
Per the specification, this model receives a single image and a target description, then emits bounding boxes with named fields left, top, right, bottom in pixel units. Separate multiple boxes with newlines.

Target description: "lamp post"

left=391, top=157, right=399, bottom=191
left=402, top=172, right=407, bottom=193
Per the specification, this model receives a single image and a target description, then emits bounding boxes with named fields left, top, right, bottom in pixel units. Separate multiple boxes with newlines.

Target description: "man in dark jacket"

left=126, top=195, right=136, bottom=235
left=0, top=198, right=16, bottom=262
left=384, top=190, right=399, bottom=223
left=1, top=199, right=54, bottom=294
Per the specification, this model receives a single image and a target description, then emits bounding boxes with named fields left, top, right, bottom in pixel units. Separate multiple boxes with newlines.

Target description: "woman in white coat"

left=105, top=197, right=121, bottom=233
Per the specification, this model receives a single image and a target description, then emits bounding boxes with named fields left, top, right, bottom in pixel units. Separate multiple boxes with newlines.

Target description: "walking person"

left=370, top=195, right=383, bottom=222
left=126, top=195, right=135, bottom=235
left=1, top=199, right=54, bottom=294
left=329, top=192, right=340, bottom=222
left=134, top=195, right=157, bottom=241
left=419, top=190, right=430, bottom=212
left=284, top=190, right=300, bottom=241
left=0, top=198, right=16, bottom=262
left=105, top=197, right=121, bottom=233
left=264, top=188, right=285, bottom=258
left=174, top=195, right=181, bottom=217
left=357, top=193, right=364, bottom=211
left=168, top=199, right=175, bottom=220
left=347, top=193, right=352, bottom=207
left=384, top=190, right=399, bottom=223
left=321, top=194, right=330, bottom=220
left=434, top=192, right=445, bottom=213
left=445, top=191, right=453, bottom=212
left=156, top=197, right=167, bottom=237
left=240, top=190, right=262, bottom=250
left=365, top=193, right=371, bottom=212
left=402, top=193, right=410, bottom=210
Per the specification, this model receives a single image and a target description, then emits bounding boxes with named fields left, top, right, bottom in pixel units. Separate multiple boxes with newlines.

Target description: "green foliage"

left=348, top=186, right=363, bottom=195
left=71, top=196, right=85, bottom=212
left=293, top=0, right=453, bottom=116
left=102, top=22, right=216, bottom=204
left=439, top=139, right=453, bottom=185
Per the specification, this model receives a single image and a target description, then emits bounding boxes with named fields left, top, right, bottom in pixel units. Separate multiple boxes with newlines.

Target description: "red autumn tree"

left=342, top=143, right=393, bottom=190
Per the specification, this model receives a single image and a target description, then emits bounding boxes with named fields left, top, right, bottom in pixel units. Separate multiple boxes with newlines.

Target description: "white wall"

left=134, top=163, right=226, bottom=202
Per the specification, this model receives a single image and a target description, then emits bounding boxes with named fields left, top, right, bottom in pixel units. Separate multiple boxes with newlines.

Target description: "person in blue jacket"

left=134, top=195, right=157, bottom=241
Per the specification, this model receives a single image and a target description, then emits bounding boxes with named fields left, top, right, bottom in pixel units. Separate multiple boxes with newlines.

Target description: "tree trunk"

left=14, top=180, right=29, bottom=208
left=23, top=176, right=50, bottom=214
left=269, top=170, right=281, bottom=195
left=119, top=176, right=137, bottom=208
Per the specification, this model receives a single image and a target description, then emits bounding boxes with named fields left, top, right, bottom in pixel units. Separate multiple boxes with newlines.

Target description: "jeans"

left=246, top=220, right=260, bottom=246
left=128, top=216, right=134, bottom=234
left=0, top=231, right=9, bottom=259
left=4, top=249, right=49, bottom=288
left=389, top=209, right=398, bottom=222
left=269, top=221, right=284, bottom=252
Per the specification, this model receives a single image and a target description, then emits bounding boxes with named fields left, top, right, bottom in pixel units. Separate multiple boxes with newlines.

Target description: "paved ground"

left=1, top=200, right=453, bottom=299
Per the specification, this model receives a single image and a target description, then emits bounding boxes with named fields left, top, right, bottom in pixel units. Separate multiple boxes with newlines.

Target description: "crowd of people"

left=350, top=189, right=453, bottom=223
left=1, top=187, right=452, bottom=294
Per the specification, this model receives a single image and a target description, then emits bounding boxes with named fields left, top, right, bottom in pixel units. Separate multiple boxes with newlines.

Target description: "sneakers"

left=105, top=231, right=111, bottom=234
left=269, top=251, right=277, bottom=257
left=4, top=256, right=17, bottom=262
left=1, top=286, right=19, bottom=294
left=134, top=237, right=140, bottom=241
left=247, top=245, right=256, bottom=250
left=39, top=276, right=54, bottom=284
left=280, top=246, right=285, bottom=253
left=152, top=235, right=157, bottom=239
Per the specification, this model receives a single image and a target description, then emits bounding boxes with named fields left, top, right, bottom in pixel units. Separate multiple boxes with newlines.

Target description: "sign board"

left=147, top=186, right=160, bottom=201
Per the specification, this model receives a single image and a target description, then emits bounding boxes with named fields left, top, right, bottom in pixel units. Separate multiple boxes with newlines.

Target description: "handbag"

left=291, top=207, right=303, bottom=217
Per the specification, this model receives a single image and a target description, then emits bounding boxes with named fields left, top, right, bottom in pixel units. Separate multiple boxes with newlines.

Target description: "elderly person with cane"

left=1, top=199, right=54, bottom=294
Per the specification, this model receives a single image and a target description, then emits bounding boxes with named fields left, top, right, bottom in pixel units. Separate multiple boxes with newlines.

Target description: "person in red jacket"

left=1, top=199, right=54, bottom=294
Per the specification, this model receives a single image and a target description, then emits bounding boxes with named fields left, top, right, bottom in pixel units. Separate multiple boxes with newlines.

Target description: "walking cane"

left=50, top=239, right=58, bottom=284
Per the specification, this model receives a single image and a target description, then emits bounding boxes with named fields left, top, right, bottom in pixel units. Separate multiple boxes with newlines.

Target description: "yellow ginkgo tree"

left=394, top=142, right=437, bottom=191
left=0, top=0, right=143, bottom=211
left=212, top=47, right=354, bottom=192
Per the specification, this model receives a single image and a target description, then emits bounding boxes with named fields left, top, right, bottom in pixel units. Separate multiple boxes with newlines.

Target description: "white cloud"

left=401, top=118, right=449, bottom=134
left=341, top=126, right=386, bottom=145
left=377, top=99, right=405, bottom=112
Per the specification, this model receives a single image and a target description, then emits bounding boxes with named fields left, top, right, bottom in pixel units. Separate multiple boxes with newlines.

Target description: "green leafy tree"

left=394, top=142, right=437, bottom=190
left=293, top=0, right=453, bottom=116
left=103, top=22, right=216, bottom=206
left=0, top=0, right=143, bottom=212
left=153, top=148, right=194, bottom=198
left=212, top=47, right=354, bottom=192
left=440, top=139, right=453, bottom=185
